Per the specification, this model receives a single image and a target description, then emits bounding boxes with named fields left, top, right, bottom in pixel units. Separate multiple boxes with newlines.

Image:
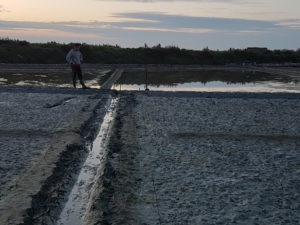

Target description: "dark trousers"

left=71, top=65, right=85, bottom=88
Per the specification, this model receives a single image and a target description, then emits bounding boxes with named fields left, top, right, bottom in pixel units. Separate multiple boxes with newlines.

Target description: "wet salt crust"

left=134, top=95, right=300, bottom=225
left=104, top=93, right=300, bottom=225
left=0, top=89, right=105, bottom=225
left=0, top=92, right=88, bottom=196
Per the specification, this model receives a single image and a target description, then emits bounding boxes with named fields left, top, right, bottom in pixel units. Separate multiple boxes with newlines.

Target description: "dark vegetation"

left=0, top=38, right=300, bottom=64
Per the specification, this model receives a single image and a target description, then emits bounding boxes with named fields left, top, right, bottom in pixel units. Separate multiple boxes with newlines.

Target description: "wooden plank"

left=100, top=69, right=124, bottom=90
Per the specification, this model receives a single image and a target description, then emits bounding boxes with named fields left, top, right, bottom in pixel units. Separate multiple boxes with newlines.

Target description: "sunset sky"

left=0, top=0, right=299, bottom=49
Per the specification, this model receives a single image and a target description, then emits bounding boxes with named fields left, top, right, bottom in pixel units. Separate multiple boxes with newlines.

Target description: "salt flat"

left=89, top=91, right=300, bottom=225
left=0, top=87, right=110, bottom=225
left=0, top=87, right=299, bottom=225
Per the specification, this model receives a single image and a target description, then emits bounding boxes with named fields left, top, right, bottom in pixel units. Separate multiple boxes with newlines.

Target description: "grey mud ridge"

left=0, top=86, right=116, bottom=225
left=1, top=86, right=300, bottom=225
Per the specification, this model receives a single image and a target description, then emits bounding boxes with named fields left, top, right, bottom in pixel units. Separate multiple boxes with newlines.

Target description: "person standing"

left=66, top=43, right=88, bottom=89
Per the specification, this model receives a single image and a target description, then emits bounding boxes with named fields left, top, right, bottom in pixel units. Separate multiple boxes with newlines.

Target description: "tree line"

left=0, top=38, right=299, bottom=65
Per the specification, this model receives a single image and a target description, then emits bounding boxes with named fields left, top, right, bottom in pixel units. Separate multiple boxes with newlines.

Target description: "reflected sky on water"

left=1, top=69, right=300, bottom=93
left=0, top=70, right=111, bottom=89
left=113, top=70, right=300, bottom=93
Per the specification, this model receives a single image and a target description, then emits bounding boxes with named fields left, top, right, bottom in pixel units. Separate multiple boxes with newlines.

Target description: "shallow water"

left=113, top=70, right=300, bottom=93
left=1, top=69, right=300, bottom=93
left=0, top=69, right=111, bottom=89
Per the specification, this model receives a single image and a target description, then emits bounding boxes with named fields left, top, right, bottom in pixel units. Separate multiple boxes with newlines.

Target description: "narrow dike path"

left=56, top=100, right=119, bottom=224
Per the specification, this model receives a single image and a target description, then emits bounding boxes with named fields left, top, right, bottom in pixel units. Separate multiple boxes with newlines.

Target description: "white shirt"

left=66, top=49, right=83, bottom=64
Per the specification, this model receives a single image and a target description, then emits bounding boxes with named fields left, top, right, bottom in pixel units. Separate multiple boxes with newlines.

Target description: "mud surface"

left=0, top=87, right=111, bottom=225
left=1, top=84, right=300, bottom=225
left=92, top=91, right=300, bottom=225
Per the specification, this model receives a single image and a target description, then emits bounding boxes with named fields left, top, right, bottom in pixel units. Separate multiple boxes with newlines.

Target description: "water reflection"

left=113, top=71, right=300, bottom=93
left=1, top=69, right=300, bottom=93
left=0, top=70, right=111, bottom=88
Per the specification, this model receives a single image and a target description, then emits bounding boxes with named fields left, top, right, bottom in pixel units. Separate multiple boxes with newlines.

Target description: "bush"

left=0, top=38, right=299, bottom=64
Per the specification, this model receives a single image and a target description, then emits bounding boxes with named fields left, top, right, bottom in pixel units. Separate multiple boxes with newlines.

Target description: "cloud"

left=123, top=26, right=214, bottom=33
left=0, top=12, right=299, bottom=49
left=0, top=13, right=279, bottom=39
left=0, top=4, right=10, bottom=13
left=277, top=19, right=300, bottom=29
left=112, top=12, right=282, bottom=32
left=95, top=0, right=252, bottom=3
left=0, top=21, right=105, bottom=43
left=0, top=12, right=294, bottom=35
left=0, top=28, right=100, bottom=39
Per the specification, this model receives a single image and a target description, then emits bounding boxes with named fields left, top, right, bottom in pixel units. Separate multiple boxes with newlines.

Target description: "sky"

left=0, top=0, right=299, bottom=50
